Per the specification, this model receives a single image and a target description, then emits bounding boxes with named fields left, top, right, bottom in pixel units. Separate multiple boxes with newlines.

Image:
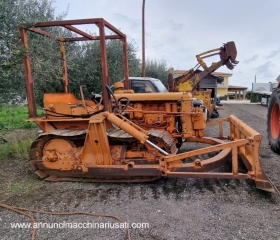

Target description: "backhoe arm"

left=171, top=41, right=239, bottom=92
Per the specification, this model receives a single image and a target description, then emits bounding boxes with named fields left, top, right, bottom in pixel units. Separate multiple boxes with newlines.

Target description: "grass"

left=8, top=184, right=22, bottom=193
left=0, top=135, right=35, bottom=161
left=0, top=105, right=39, bottom=130
left=7, top=182, right=37, bottom=193
left=0, top=104, right=41, bottom=161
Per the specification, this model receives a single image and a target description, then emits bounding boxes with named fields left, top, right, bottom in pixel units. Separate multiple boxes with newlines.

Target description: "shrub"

left=220, top=95, right=228, bottom=100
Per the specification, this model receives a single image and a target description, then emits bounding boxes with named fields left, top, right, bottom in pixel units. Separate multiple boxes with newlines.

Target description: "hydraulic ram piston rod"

left=105, top=112, right=169, bottom=155
left=146, top=140, right=169, bottom=156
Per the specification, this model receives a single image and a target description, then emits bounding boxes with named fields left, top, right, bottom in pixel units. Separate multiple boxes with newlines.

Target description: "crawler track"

left=28, top=129, right=175, bottom=182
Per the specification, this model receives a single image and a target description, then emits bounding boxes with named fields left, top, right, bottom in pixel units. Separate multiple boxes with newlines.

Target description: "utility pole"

left=142, top=0, right=146, bottom=77
left=251, top=75, right=256, bottom=103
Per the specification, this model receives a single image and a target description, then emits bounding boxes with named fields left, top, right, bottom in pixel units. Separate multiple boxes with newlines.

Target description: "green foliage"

left=250, top=93, right=261, bottom=103
left=0, top=0, right=67, bottom=103
left=8, top=184, right=22, bottom=193
left=0, top=105, right=39, bottom=161
left=67, top=39, right=142, bottom=97
left=0, top=105, right=38, bottom=130
left=220, top=95, right=228, bottom=100
left=0, top=138, right=33, bottom=161
left=145, top=58, right=168, bottom=83
left=246, top=90, right=252, bottom=100
left=7, top=182, right=37, bottom=192
left=247, top=90, right=261, bottom=101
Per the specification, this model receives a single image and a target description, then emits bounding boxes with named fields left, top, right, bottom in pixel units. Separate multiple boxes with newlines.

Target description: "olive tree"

left=0, top=0, right=67, bottom=103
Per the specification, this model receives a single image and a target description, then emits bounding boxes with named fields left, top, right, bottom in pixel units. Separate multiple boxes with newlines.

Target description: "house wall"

left=213, top=74, right=231, bottom=97
left=217, top=88, right=228, bottom=97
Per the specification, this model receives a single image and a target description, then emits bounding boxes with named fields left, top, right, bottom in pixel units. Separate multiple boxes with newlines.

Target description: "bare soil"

left=0, top=103, right=279, bottom=240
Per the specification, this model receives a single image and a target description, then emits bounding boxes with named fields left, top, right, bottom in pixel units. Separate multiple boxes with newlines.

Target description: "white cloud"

left=244, top=55, right=259, bottom=63
left=53, top=0, right=280, bottom=89
left=267, top=47, right=280, bottom=58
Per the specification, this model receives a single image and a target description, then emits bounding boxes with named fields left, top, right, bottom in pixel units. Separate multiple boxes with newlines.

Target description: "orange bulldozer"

left=19, top=18, right=277, bottom=193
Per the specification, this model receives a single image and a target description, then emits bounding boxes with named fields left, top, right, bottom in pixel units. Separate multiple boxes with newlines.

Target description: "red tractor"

left=267, top=75, right=280, bottom=153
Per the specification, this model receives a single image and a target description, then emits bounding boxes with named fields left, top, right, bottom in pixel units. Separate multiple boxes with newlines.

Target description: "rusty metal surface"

left=167, top=137, right=232, bottom=171
left=148, top=129, right=178, bottom=154
left=40, top=129, right=87, bottom=137
left=108, top=128, right=178, bottom=154
left=166, top=172, right=249, bottom=179
left=59, top=42, right=69, bottom=93
left=107, top=129, right=133, bottom=139
left=33, top=18, right=126, bottom=38
left=19, top=18, right=129, bottom=117
left=19, top=26, right=37, bottom=118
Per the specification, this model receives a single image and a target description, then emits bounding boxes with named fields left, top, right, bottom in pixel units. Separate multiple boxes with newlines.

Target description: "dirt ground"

left=0, top=102, right=279, bottom=240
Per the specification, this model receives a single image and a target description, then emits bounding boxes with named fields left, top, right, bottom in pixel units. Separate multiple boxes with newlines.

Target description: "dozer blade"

left=163, top=115, right=278, bottom=193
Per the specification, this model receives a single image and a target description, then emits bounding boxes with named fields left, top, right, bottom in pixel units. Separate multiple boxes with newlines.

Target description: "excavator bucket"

left=220, top=41, right=239, bottom=70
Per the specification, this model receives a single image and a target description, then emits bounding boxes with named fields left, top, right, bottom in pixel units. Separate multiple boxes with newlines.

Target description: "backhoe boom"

left=171, top=41, right=239, bottom=92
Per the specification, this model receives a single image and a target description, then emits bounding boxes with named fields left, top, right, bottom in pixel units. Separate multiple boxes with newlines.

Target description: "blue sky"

left=53, top=0, right=280, bottom=89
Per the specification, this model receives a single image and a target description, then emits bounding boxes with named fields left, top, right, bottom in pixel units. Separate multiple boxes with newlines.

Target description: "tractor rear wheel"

left=267, top=88, right=280, bottom=153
